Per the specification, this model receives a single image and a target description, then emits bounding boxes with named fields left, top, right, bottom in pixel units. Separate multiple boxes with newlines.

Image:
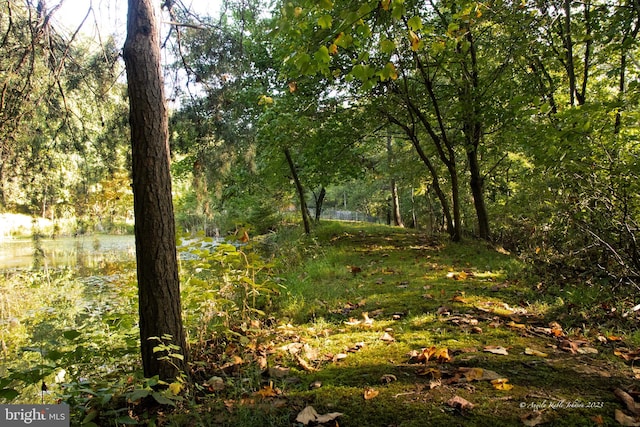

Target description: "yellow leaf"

left=294, top=7, right=303, bottom=17
left=416, top=367, right=441, bottom=378
left=381, top=0, right=391, bottom=11
left=491, top=378, right=514, bottom=390
left=328, top=43, right=338, bottom=55
left=258, top=95, right=274, bottom=105
left=506, top=320, right=526, bottom=330
left=288, top=81, right=297, bottom=93
left=168, top=382, right=183, bottom=395
left=255, top=383, right=278, bottom=398
left=409, top=30, right=421, bottom=51
left=435, top=347, right=452, bottom=363
left=524, top=347, right=548, bottom=357
left=463, top=367, right=484, bottom=381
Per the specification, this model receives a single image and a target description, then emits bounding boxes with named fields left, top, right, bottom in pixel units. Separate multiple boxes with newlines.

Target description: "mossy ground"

left=172, top=222, right=639, bottom=426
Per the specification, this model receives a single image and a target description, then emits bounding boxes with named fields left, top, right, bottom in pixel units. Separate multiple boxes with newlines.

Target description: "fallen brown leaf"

left=447, top=395, right=474, bottom=411
left=254, top=383, right=279, bottom=398
left=296, top=355, right=316, bottom=372
left=615, top=348, right=640, bottom=361
left=380, top=332, right=395, bottom=342
left=295, top=406, right=344, bottom=426
left=435, top=347, right=452, bottom=363
left=268, top=365, right=290, bottom=378
left=615, top=409, right=640, bottom=426
left=380, top=374, right=397, bottom=384
left=364, top=387, right=379, bottom=400
left=416, top=367, right=441, bottom=378
left=615, top=388, right=640, bottom=416
left=204, top=376, right=225, bottom=392
left=332, top=353, right=348, bottom=362
left=484, top=345, right=509, bottom=355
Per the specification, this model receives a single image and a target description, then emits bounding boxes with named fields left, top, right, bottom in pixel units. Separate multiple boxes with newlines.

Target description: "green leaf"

left=378, top=62, right=398, bottom=81
left=380, top=39, right=396, bottom=54
left=352, top=64, right=372, bottom=81
left=151, top=392, right=176, bottom=406
left=314, top=45, right=331, bottom=64
left=318, top=14, right=332, bottom=29
left=391, top=0, right=405, bottom=20
left=294, top=52, right=312, bottom=73
left=128, top=389, right=150, bottom=402
left=0, top=388, right=19, bottom=400
left=45, top=350, right=64, bottom=361
left=63, top=329, right=82, bottom=340
left=319, top=0, right=333, bottom=9
left=408, top=16, right=423, bottom=31
left=114, top=416, right=139, bottom=425
left=82, top=410, right=98, bottom=424
left=357, top=3, right=373, bottom=16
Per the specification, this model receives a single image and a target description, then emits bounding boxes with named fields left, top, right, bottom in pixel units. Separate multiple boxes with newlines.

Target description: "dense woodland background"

left=1, top=0, right=638, bottom=287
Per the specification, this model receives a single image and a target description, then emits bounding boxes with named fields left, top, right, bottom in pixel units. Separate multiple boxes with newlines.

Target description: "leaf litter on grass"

left=181, top=224, right=640, bottom=426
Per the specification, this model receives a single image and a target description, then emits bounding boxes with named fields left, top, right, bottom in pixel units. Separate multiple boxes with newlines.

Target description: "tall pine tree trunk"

left=123, top=0, right=188, bottom=380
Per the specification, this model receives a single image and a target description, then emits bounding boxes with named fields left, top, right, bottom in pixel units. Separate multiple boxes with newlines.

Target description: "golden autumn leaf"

left=168, top=381, right=183, bottom=395
left=409, top=30, right=421, bottom=51
left=288, top=81, right=297, bottom=93
left=524, top=347, right=548, bottom=357
left=491, top=378, right=514, bottom=390
left=435, top=347, right=452, bottom=363
left=364, top=387, right=379, bottom=400
left=462, top=367, right=484, bottom=381
left=381, top=0, right=391, bottom=10
left=506, top=320, right=526, bottom=330
left=416, top=367, right=441, bottom=378
left=328, top=43, right=338, bottom=55
left=254, top=382, right=279, bottom=398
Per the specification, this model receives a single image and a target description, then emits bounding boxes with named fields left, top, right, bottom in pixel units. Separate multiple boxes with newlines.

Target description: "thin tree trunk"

left=313, top=186, right=326, bottom=222
left=284, top=147, right=311, bottom=234
left=123, top=0, right=188, bottom=381
left=387, top=135, right=404, bottom=227
left=461, top=29, right=490, bottom=240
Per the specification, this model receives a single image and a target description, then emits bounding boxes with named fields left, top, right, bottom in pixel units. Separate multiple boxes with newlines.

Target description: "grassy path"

left=187, top=223, right=639, bottom=426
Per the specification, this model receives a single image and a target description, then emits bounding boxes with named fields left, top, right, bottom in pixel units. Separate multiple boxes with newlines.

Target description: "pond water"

left=0, top=235, right=136, bottom=270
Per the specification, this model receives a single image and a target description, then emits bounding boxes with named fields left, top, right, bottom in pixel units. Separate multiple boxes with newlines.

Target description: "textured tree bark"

left=123, top=0, right=188, bottom=380
left=284, top=147, right=311, bottom=234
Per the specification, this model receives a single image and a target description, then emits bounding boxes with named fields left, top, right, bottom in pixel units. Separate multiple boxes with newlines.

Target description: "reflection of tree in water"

left=31, top=221, right=45, bottom=270
left=75, top=239, right=87, bottom=273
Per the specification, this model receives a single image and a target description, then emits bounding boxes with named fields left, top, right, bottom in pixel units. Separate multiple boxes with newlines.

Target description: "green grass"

left=171, top=221, right=637, bottom=426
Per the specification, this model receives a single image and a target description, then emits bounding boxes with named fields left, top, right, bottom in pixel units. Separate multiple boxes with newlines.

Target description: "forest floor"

left=172, top=222, right=640, bottom=427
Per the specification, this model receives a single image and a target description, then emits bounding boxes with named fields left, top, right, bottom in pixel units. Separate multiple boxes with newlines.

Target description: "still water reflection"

left=0, top=235, right=136, bottom=269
